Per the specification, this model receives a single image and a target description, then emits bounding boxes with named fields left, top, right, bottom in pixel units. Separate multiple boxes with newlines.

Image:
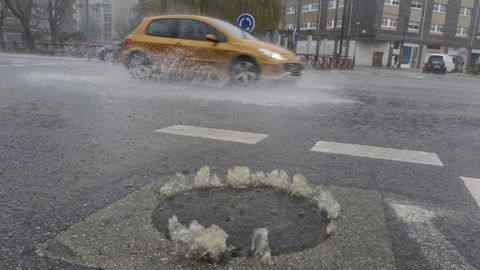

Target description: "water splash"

left=225, top=166, right=251, bottom=188
left=159, top=173, right=191, bottom=198
left=251, top=228, right=273, bottom=265
left=168, top=215, right=228, bottom=263
left=193, top=166, right=223, bottom=189
left=312, top=188, right=341, bottom=219
left=290, top=174, right=313, bottom=198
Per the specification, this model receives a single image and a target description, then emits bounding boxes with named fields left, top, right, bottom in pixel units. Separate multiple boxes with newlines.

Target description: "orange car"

left=122, top=15, right=303, bottom=85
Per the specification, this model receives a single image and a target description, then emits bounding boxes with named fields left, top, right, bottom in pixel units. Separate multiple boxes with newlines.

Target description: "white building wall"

left=296, top=39, right=390, bottom=66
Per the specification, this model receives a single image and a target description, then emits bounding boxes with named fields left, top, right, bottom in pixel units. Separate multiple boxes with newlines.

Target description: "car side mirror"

left=205, top=34, right=219, bottom=43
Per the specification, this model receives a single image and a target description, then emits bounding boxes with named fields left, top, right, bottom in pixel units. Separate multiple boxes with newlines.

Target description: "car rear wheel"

left=230, top=58, right=259, bottom=86
left=127, top=52, right=151, bottom=80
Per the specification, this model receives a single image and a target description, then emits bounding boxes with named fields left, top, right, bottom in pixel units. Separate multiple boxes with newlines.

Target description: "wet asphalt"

left=1, top=53, right=480, bottom=269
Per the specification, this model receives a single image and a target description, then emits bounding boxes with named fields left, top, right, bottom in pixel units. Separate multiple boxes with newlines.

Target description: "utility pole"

left=333, top=0, right=340, bottom=57
left=85, top=0, right=89, bottom=42
left=338, top=0, right=349, bottom=59
left=345, top=0, right=354, bottom=58
left=417, top=0, right=429, bottom=68
left=294, top=0, right=302, bottom=50
left=314, top=0, right=323, bottom=66
left=354, top=21, right=359, bottom=66
left=398, top=14, right=408, bottom=68
left=468, top=0, right=480, bottom=72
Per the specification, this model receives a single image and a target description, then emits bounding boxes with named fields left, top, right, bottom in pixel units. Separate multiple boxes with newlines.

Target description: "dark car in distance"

left=98, top=43, right=123, bottom=62
left=423, top=58, right=447, bottom=74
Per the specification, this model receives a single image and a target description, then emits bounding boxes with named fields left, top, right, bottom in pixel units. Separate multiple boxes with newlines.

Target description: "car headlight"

left=258, top=48, right=288, bottom=61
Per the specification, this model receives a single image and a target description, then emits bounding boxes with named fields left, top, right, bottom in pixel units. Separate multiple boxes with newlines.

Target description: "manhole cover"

left=152, top=188, right=329, bottom=256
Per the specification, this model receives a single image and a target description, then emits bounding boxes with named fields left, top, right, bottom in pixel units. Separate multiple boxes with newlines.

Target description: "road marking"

left=461, top=177, right=480, bottom=208
left=155, top=125, right=269, bottom=145
left=12, top=64, right=26, bottom=67
left=311, top=141, right=443, bottom=166
left=389, top=201, right=476, bottom=270
left=411, top=75, right=425, bottom=79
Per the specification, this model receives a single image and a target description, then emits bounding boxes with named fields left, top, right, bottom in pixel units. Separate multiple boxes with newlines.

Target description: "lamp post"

left=398, top=14, right=408, bottom=69
left=353, top=22, right=360, bottom=66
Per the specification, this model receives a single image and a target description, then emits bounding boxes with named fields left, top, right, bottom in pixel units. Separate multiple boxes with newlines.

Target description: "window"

left=408, top=21, right=420, bottom=31
left=411, top=0, right=422, bottom=9
left=430, top=24, right=444, bottom=34
left=285, top=23, right=294, bottom=30
left=456, top=27, right=469, bottom=37
left=302, top=3, right=319, bottom=12
left=337, top=19, right=343, bottom=27
left=178, top=19, right=227, bottom=42
left=433, top=3, right=447, bottom=13
left=459, top=7, right=472, bottom=16
left=328, top=0, right=344, bottom=9
left=300, top=21, right=317, bottom=30
left=146, top=19, right=176, bottom=38
left=286, top=6, right=296, bottom=14
left=381, top=17, right=397, bottom=28
left=327, top=20, right=335, bottom=29
left=427, top=44, right=441, bottom=50
left=384, top=0, right=399, bottom=6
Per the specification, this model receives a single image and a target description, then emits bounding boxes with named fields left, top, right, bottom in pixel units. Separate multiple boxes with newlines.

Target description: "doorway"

left=372, top=52, right=384, bottom=66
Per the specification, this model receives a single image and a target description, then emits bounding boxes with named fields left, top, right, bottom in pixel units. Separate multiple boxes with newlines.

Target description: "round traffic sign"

left=236, top=13, right=255, bottom=32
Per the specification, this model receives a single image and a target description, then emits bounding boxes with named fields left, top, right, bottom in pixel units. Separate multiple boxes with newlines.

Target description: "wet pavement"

left=1, top=53, right=480, bottom=269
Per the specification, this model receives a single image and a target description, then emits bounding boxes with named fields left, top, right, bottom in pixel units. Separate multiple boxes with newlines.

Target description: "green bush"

left=476, top=60, right=480, bottom=72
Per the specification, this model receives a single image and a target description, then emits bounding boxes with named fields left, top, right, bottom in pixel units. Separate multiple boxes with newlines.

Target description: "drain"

left=152, top=187, right=329, bottom=256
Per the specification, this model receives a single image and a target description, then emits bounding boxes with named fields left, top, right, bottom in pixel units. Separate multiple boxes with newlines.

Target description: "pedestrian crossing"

left=155, top=124, right=480, bottom=208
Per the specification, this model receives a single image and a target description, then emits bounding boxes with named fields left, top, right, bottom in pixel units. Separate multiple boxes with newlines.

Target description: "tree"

left=4, top=0, right=34, bottom=50
left=135, top=0, right=283, bottom=34
left=38, top=0, right=66, bottom=43
left=0, top=1, right=9, bottom=49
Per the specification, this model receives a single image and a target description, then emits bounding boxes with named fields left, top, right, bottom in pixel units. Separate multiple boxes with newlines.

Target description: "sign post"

left=236, top=13, right=255, bottom=32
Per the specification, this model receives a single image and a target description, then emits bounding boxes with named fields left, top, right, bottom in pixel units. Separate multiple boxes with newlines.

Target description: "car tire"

left=230, top=57, right=260, bottom=86
left=127, top=52, right=151, bottom=80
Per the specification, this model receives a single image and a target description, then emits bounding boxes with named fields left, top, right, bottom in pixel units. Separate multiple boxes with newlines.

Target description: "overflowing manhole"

left=151, top=166, right=341, bottom=265
left=152, top=187, right=329, bottom=256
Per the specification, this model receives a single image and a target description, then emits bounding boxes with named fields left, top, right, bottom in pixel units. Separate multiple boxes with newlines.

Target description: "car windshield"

left=210, top=18, right=258, bottom=41
left=428, top=55, right=444, bottom=62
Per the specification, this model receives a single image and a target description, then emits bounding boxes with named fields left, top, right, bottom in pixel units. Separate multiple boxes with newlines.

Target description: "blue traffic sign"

left=236, top=13, right=255, bottom=32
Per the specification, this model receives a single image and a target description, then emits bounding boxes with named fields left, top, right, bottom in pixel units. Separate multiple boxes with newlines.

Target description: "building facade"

left=284, top=0, right=480, bottom=69
left=75, top=0, right=113, bottom=43
left=111, top=0, right=139, bottom=41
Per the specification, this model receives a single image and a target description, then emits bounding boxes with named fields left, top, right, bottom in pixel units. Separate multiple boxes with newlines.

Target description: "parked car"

left=122, top=15, right=303, bottom=85
left=423, top=58, right=447, bottom=74
left=98, top=43, right=123, bottom=62
left=425, top=54, right=454, bottom=73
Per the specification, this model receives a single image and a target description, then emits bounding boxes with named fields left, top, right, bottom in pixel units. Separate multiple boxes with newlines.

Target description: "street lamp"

left=353, top=22, right=360, bottom=66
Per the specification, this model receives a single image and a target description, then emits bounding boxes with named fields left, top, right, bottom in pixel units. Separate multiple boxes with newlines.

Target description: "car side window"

left=178, top=19, right=226, bottom=42
left=146, top=19, right=177, bottom=38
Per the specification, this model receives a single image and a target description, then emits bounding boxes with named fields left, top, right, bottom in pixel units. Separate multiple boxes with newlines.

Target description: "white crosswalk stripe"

left=311, top=140, right=443, bottom=166
left=461, top=177, right=480, bottom=208
left=155, top=125, right=269, bottom=145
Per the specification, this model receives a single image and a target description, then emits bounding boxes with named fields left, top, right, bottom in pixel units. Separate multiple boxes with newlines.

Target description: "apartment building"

left=284, top=0, right=480, bottom=69
left=75, top=0, right=113, bottom=42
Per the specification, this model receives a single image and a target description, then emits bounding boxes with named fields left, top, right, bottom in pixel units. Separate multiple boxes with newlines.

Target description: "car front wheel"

left=230, top=58, right=260, bottom=86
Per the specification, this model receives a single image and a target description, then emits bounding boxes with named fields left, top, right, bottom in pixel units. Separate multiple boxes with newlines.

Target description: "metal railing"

left=0, top=42, right=104, bottom=59
left=297, top=54, right=354, bottom=70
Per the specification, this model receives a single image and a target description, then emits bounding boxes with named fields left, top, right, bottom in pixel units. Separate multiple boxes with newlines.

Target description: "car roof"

left=143, top=14, right=214, bottom=22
